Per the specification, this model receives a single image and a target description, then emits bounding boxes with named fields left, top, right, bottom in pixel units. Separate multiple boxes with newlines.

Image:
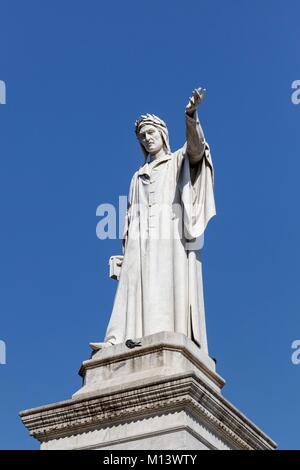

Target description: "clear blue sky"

left=0, top=0, right=299, bottom=450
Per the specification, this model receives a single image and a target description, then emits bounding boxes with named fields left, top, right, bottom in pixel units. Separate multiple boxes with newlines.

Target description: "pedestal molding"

left=20, top=373, right=276, bottom=450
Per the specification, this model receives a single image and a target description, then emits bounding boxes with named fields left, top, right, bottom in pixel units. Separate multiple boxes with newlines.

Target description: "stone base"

left=20, top=332, right=276, bottom=450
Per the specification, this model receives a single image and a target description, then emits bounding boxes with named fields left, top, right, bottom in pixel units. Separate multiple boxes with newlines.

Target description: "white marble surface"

left=74, top=331, right=223, bottom=397
left=97, top=89, right=215, bottom=352
left=20, top=332, right=276, bottom=450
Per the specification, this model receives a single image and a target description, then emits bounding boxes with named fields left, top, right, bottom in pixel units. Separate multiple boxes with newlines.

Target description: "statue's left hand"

left=185, top=87, right=206, bottom=116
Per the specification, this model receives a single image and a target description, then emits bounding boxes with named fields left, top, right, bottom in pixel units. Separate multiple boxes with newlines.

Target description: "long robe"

left=104, top=115, right=216, bottom=352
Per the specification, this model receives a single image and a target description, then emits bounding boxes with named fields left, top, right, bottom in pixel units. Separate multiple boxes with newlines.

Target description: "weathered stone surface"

left=19, top=332, right=276, bottom=450
left=74, top=331, right=223, bottom=397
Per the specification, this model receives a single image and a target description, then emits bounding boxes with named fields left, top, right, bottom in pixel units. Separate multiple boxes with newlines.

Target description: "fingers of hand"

left=194, top=88, right=202, bottom=101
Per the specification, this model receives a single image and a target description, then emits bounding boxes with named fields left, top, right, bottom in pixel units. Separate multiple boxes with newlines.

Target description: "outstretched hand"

left=185, top=87, right=206, bottom=116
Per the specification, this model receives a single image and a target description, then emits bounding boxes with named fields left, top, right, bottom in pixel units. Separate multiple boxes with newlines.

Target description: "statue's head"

left=135, top=114, right=171, bottom=159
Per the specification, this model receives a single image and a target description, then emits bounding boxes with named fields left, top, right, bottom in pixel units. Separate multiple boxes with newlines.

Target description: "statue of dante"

left=91, top=88, right=216, bottom=352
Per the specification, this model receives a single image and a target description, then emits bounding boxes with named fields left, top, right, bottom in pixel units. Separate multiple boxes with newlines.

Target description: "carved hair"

left=135, top=114, right=171, bottom=160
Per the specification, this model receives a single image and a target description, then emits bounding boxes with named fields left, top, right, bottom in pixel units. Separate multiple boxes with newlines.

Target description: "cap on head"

left=135, top=113, right=171, bottom=158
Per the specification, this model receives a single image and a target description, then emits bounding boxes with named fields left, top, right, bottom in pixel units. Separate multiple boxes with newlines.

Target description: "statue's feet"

left=89, top=341, right=113, bottom=351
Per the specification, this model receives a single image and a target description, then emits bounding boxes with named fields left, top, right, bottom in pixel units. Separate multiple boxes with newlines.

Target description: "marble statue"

left=91, top=88, right=216, bottom=352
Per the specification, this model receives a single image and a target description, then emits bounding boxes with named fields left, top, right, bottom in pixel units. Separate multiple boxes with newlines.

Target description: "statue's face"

left=138, top=124, right=164, bottom=155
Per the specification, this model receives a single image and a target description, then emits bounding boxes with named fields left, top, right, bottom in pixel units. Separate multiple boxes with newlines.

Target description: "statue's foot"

left=89, top=341, right=113, bottom=351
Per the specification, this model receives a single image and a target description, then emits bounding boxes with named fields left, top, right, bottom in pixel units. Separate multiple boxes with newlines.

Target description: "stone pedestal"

left=20, top=332, right=276, bottom=450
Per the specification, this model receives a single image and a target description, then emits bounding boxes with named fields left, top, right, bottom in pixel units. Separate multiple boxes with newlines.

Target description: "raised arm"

left=185, top=88, right=206, bottom=166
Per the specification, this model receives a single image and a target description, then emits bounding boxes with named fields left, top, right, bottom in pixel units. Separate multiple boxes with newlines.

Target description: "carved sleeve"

left=185, top=111, right=206, bottom=166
